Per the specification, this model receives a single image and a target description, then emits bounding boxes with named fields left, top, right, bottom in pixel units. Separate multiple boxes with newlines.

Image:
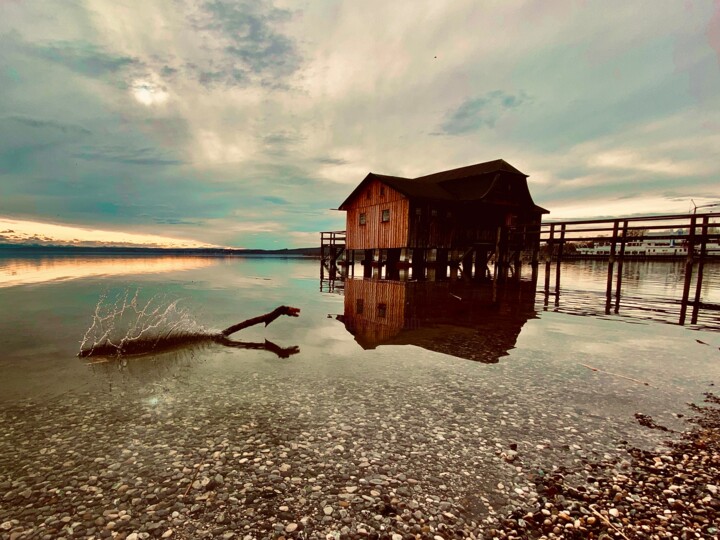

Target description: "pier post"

left=495, top=226, right=510, bottom=282
left=614, top=220, right=628, bottom=313
left=679, top=216, right=697, bottom=324
left=411, top=248, right=427, bottom=280
left=474, top=249, right=489, bottom=281
left=691, top=216, right=709, bottom=324
left=449, top=250, right=460, bottom=281
left=462, top=249, right=474, bottom=281
left=512, top=226, right=524, bottom=281
left=363, top=249, right=373, bottom=278
left=436, top=249, right=449, bottom=281
left=554, top=224, right=565, bottom=299
left=386, top=249, right=401, bottom=280
left=530, top=222, right=540, bottom=269
left=544, top=224, right=555, bottom=306
left=605, top=220, right=619, bottom=313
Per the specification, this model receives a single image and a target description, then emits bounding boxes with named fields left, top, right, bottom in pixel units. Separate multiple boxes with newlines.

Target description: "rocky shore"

left=0, top=382, right=720, bottom=540
left=487, top=393, right=720, bottom=539
left=0, top=342, right=720, bottom=540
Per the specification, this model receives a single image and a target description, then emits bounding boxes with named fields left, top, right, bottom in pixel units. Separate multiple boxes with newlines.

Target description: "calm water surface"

left=1, top=253, right=718, bottom=405
left=1, top=254, right=719, bottom=527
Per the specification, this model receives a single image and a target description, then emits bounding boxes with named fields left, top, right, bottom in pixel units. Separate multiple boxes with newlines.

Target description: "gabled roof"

left=414, top=159, right=527, bottom=183
left=338, top=158, right=545, bottom=211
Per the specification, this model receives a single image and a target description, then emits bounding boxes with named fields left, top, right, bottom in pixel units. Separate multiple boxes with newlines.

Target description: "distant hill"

left=0, top=244, right=321, bottom=257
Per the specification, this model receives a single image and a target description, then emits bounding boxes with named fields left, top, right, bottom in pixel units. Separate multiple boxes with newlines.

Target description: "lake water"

left=1, top=254, right=719, bottom=536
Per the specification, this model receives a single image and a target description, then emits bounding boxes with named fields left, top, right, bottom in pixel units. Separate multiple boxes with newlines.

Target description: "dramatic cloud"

left=0, top=0, right=718, bottom=248
left=440, top=91, right=529, bottom=134
left=31, top=40, right=137, bottom=77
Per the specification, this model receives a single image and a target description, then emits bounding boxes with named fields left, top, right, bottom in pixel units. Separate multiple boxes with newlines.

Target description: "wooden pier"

left=320, top=231, right=347, bottom=292
left=322, top=211, right=720, bottom=326
left=538, top=212, right=720, bottom=324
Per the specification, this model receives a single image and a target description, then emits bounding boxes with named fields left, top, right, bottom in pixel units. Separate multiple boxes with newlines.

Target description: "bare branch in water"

left=221, top=306, right=300, bottom=337
left=79, top=305, right=301, bottom=359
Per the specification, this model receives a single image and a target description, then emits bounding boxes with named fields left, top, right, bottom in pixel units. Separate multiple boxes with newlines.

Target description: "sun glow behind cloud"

left=0, top=218, right=220, bottom=249
left=131, top=79, right=169, bottom=106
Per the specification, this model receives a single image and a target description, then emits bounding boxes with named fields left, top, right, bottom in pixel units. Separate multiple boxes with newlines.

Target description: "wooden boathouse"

left=323, top=159, right=548, bottom=281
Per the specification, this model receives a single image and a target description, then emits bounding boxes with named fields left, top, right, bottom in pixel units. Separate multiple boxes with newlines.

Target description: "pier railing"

left=538, top=212, right=720, bottom=324
left=320, top=231, right=347, bottom=292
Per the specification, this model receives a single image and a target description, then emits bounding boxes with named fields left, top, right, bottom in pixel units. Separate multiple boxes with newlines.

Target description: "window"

left=356, top=299, right=364, bottom=314
left=380, top=186, right=385, bottom=196
left=415, top=208, right=422, bottom=216
left=359, top=212, right=366, bottom=225
left=377, top=303, right=387, bottom=318
left=381, top=209, right=390, bottom=222
left=431, top=209, right=438, bottom=217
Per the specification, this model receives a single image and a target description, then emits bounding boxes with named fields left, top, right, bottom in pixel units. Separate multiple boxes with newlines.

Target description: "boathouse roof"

left=338, top=158, right=548, bottom=213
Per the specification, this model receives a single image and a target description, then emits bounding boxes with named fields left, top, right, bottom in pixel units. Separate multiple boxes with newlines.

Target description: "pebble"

left=0, top=351, right=716, bottom=540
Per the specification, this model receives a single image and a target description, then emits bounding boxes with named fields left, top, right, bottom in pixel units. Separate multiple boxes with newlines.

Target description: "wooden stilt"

left=363, top=249, right=373, bottom=278
left=605, top=221, right=619, bottom=314
left=412, top=248, right=426, bottom=280
left=691, top=216, right=709, bottom=324
left=462, top=249, right=474, bottom=281
left=436, top=249, right=449, bottom=281
left=386, top=248, right=401, bottom=280
left=679, top=216, right=697, bottom=325
left=614, top=220, right=628, bottom=314
left=554, top=224, right=565, bottom=297
left=544, top=224, right=555, bottom=298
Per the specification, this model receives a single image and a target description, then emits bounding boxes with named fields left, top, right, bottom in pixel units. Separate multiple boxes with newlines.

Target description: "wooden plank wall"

left=345, top=179, right=409, bottom=250
left=343, top=279, right=407, bottom=346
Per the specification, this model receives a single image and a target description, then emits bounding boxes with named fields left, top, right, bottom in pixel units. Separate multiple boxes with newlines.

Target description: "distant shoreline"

left=0, top=244, right=321, bottom=258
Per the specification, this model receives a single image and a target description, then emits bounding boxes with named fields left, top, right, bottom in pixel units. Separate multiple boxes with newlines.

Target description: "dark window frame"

left=381, top=209, right=390, bottom=223
left=377, top=303, right=387, bottom=318
left=356, top=299, right=364, bottom=314
left=359, top=212, right=367, bottom=225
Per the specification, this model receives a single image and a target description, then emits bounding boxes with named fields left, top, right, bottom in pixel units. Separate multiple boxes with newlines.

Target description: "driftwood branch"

left=80, top=306, right=302, bottom=359
left=221, top=306, right=300, bottom=337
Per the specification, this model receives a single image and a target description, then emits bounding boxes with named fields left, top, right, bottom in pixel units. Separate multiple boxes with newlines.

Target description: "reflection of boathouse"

left=324, top=159, right=548, bottom=282
left=339, top=279, right=537, bottom=363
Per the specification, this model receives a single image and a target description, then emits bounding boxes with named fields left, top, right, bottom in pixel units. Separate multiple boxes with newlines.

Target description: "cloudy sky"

left=1, top=0, right=718, bottom=248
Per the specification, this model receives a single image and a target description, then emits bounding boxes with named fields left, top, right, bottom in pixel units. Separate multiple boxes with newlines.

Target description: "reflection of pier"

left=539, top=212, right=720, bottom=325
left=336, top=279, right=536, bottom=363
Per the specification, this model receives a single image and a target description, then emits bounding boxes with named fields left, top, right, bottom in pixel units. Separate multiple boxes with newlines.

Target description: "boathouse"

left=329, top=159, right=548, bottom=281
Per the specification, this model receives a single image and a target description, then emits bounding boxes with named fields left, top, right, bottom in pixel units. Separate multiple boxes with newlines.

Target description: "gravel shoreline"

left=486, top=394, right=720, bottom=539
left=1, top=379, right=717, bottom=540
